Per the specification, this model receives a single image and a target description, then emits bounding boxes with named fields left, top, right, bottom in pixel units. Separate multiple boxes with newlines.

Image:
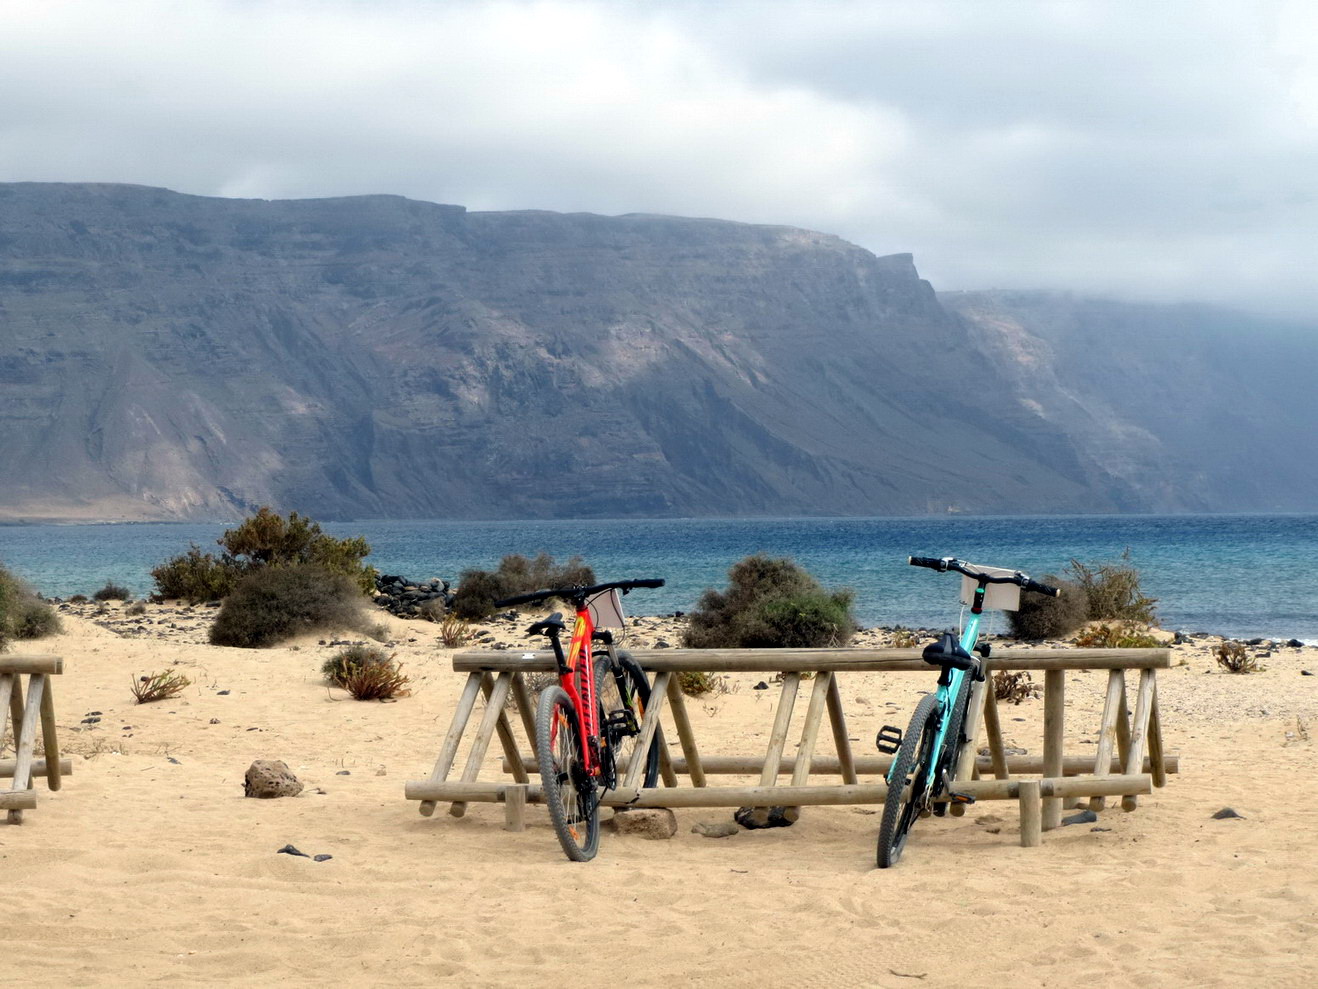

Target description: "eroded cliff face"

left=2, top=183, right=1303, bottom=521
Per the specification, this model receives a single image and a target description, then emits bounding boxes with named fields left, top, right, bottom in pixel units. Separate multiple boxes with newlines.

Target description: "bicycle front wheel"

left=594, top=656, right=661, bottom=789
left=535, top=685, right=600, bottom=862
left=877, top=692, right=940, bottom=869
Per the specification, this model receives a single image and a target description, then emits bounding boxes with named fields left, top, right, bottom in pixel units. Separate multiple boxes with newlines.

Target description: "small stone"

left=612, top=808, right=678, bottom=839
left=733, top=805, right=794, bottom=829
left=277, top=844, right=309, bottom=857
left=1286, top=639, right=1303, bottom=648
left=209, top=718, right=220, bottom=724
left=313, top=854, right=333, bottom=862
left=1212, top=807, right=1244, bottom=820
left=1062, top=810, right=1099, bottom=826
left=167, top=757, right=181, bottom=765
left=1091, top=827, right=1112, bottom=832
left=1302, top=670, right=1314, bottom=677
left=244, top=760, right=304, bottom=799
left=691, top=820, right=739, bottom=838
left=81, top=716, right=100, bottom=724
left=217, top=690, right=230, bottom=695
left=336, top=770, right=351, bottom=776
left=753, top=681, right=769, bottom=690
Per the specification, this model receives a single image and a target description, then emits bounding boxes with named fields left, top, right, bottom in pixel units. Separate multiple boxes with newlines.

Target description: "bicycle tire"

left=877, top=692, right=940, bottom=869
left=594, top=656, right=661, bottom=789
left=535, top=685, right=600, bottom=862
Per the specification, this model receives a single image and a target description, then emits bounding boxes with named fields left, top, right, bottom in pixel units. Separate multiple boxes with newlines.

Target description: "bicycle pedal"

left=604, top=709, right=639, bottom=737
left=947, top=790, right=976, bottom=806
left=875, top=725, right=903, bottom=754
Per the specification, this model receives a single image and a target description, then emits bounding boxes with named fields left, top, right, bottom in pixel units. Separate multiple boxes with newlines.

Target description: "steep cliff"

left=0, top=183, right=1303, bottom=521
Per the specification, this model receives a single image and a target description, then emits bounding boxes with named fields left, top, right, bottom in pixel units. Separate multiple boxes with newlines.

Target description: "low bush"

left=1216, top=640, right=1263, bottom=674
left=126, top=602, right=147, bottom=616
left=1073, top=622, right=1162, bottom=649
left=992, top=670, right=1042, bottom=704
left=438, top=614, right=474, bottom=648
left=132, top=669, right=192, bottom=704
left=151, top=545, right=241, bottom=603
left=322, top=644, right=391, bottom=686
left=209, top=565, right=367, bottom=648
left=0, top=564, right=62, bottom=648
left=677, top=671, right=729, bottom=697
left=92, top=582, right=132, bottom=602
left=1067, top=554, right=1157, bottom=624
left=1007, top=579, right=1088, bottom=641
left=683, top=554, right=856, bottom=649
left=451, top=553, right=596, bottom=620
left=341, top=656, right=411, bottom=700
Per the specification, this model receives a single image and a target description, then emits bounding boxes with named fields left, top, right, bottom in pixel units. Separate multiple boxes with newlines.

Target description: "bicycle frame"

left=545, top=602, right=603, bottom=777
left=919, top=609, right=984, bottom=792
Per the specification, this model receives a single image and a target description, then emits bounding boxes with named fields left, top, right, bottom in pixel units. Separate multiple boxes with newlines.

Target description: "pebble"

left=313, top=854, right=333, bottom=862
left=691, top=820, right=739, bottom=838
left=1212, top=807, right=1244, bottom=820
left=1062, top=810, right=1099, bottom=826
left=277, top=844, right=309, bottom=857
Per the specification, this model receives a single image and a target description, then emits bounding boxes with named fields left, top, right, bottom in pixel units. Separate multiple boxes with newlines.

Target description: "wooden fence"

left=1, top=655, right=67, bottom=824
left=405, top=647, right=1175, bottom=848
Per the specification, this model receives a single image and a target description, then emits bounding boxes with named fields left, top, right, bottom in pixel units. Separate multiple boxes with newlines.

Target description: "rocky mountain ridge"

left=1, top=182, right=1313, bottom=521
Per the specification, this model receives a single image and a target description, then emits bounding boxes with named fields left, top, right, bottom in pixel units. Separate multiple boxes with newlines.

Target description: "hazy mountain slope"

left=1, top=183, right=1305, bottom=521
left=944, top=291, right=1318, bottom=512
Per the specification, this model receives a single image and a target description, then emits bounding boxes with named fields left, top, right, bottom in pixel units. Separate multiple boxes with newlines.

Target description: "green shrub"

left=92, top=582, right=132, bottom=601
left=219, top=506, right=376, bottom=593
left=451, top=553, right=597, bottom=620
left=683, top=554, right=856, bottom=649
left=1007, top=578, right=1088, bottom=641
left=321, top=644, right=391, bottom=686
left=68, top=594, right=88, bottom=604
left=151, top=545, right=241, bottom=603
left=677, top=671, right=729, bottom=696
left=1066, top=554, right=1157, bottom=624
left=0, top=564, right=62, bottom=648
left=209, top=565, right=368, bottom=648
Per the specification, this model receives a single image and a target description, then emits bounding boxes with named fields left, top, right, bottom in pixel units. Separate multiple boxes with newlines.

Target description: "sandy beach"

left=4, top=600, right=1317, bottom=987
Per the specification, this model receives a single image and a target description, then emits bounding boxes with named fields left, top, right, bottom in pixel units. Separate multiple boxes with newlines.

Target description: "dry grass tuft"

left=992, top=670, right=1041, bottom=704
left=341, top=656, right=411, bottom=700
left=438, top=613, right=474, bottom=648
left=132, top=669, right=192, bottom=704
left=1074, top=622, right=1162, bottom=649
left=1216, top=640, right=1264, bottom=674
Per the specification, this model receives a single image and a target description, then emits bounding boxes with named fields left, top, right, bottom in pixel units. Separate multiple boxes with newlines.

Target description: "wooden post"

left=479, top=673, right=527, bottom=786
left=1121, top=669, right=1156, bottom=811
left=38, top=678, right=61, bottom=792
left=1089, top=669, right=1125, bottom=811
left=1018, top=779, right=1042, bottom=847
left=450, top=673, right=515, bottom=817
left=664, top=674, right=706, bottom=787
left=1042, top=669, right=1064, bottom=830
left=825, top=673, right=858, bottom=785
left=981, top=686, right=1010, bottom=780
left=747, top=673, right=800, bottom=826
left=503, top=783, right=528, bottom=832
left=623, top=672, right=671, bottom=788
left=951, top=678, right=988, bottom=816
left=510, top=673, right=539, bottom=761
left=783, top=671, right=834, bottom=823
left=7, top=674, right=45, bottom=824
left=0, top=672, right=13, bottom=752
left=1, top=758, right=73, bottom=780
left=419, top=672, right=483, bottom=817
left=1147, top=681, right=1167, bottom=789
left=1115, top=680, right=1132, bottom=768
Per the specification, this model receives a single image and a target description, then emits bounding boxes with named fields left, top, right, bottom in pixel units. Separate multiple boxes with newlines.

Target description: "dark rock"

left=216, top=689, right=230, bottom=695
left=733, top=806, right=795, bottom=829
left=1090, top=827, right=1112, bottom=832
left=1302, top=670, right=1314, bottom=676
left=1287, top=639, right=1304, bottom=648
left=277, top=844, right=309, bottom=857
left=1212, top=807, right=1244, bottom=819
left=313, top=854, right=333, bottom=862
left=753, top=681, right=769, bottom=690
left=336, top=770, right=351, bottom=775
left=1062, top=810, right=1099, bottom=826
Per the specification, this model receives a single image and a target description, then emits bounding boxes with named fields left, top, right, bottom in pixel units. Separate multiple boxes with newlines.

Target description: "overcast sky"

left=2, top=0, right=1314, bottom=316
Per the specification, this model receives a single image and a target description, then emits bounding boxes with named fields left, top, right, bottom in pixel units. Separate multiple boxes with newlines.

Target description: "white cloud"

left=1, top=0, right=1315, bottom=315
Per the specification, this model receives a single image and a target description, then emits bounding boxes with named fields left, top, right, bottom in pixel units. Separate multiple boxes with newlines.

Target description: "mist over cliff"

left=1, top=183, right=1313, bottom=522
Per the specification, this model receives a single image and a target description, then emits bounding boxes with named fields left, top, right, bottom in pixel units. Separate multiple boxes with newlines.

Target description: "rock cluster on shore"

left=372, top=574, right=454, bottom=619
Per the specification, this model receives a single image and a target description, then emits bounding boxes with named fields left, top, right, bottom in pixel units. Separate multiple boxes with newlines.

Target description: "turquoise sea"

left=1, top=514, right=1315, bottom=641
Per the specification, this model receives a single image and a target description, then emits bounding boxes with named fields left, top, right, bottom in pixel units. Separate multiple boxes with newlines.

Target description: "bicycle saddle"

left=526, top=612, right=566, bottom=637
left=921, top=633, right=981, bottom=675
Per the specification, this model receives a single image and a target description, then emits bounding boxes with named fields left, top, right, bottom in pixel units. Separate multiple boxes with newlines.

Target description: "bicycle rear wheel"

left=877, top=693, right=940, bottom=869
left=594, top=656, right=661, bottom=789
left=535, top=685, right=600, bottom=862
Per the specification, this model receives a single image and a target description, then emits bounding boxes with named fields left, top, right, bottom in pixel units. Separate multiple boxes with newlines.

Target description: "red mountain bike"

left=495, top=578, right=664, bottom=861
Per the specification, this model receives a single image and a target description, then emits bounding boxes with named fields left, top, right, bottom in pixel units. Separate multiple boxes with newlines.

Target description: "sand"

left=3, top=601, right=1317, bottom=987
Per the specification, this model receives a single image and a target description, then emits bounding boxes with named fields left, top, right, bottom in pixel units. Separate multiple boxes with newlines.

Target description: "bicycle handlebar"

left=494, top=578, right=665, bottom=609
left=908, top=556, right=1059, bottom=597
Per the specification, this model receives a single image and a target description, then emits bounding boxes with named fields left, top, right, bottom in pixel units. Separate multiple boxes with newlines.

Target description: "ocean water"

left=1, top=514, right=1315, bottom=641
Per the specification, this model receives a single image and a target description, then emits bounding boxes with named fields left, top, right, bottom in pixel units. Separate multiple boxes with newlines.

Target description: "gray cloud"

left=1, top=0, right=1314, bottom=316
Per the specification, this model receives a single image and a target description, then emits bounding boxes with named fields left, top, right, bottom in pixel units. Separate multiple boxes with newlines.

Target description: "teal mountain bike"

left=875, top=556, right=1058, bottom=868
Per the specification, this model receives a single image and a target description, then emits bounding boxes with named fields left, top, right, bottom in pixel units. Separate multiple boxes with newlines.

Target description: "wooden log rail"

left=0, top=655, right=66, bottom=825
left=406, top=647, right=1173, bottom=850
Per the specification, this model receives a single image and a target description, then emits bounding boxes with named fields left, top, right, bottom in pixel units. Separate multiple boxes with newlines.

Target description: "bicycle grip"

left=908, top=556, right=946, bottom=570
left=621, top=578, right=665, bottom=590
left=1024, top=578, right=1060, bottom=597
